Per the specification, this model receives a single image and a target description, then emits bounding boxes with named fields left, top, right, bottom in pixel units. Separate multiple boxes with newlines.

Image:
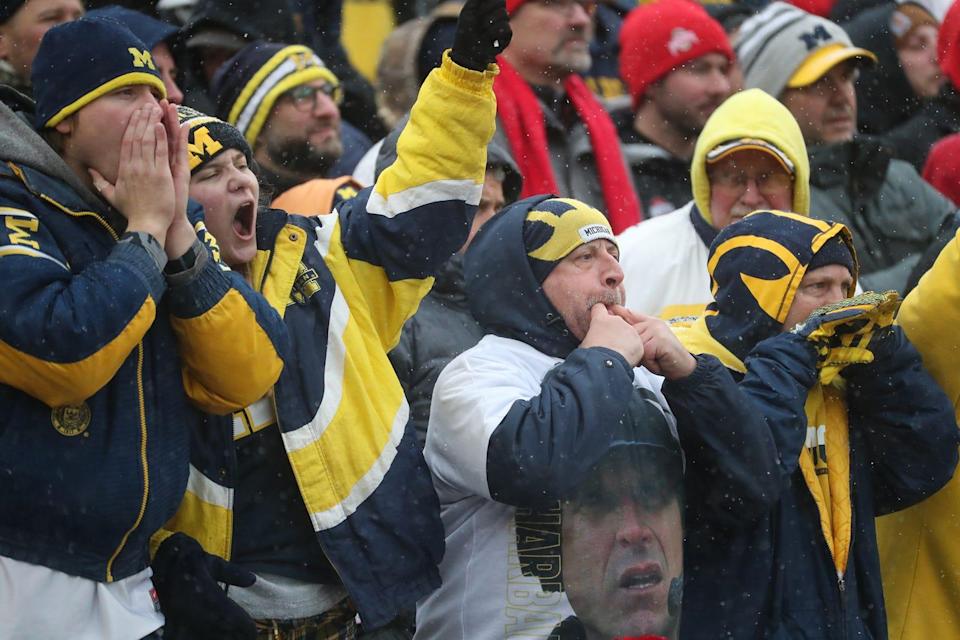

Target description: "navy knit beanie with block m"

left=31, top=17, right=167, bottom=129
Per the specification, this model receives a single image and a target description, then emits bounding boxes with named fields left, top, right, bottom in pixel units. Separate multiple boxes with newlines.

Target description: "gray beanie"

left=735, top=2, right=877, bottom=98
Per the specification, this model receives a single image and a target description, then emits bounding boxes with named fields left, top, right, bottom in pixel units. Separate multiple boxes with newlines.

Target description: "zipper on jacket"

left=105, top=343, right=151, bottom=581
left=6, top=163, right=120, bottom=241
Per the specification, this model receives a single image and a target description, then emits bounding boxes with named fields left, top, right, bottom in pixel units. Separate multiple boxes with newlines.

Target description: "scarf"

left=493, top=57, right=643, bottom=233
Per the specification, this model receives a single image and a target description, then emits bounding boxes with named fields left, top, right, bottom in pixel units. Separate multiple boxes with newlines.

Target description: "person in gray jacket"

left=389, top=140, right=522, bottom=445
left=735, top=1, right=957, bottom=293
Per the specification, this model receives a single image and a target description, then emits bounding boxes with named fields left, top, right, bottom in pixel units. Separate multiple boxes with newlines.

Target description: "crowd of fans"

left=2, top=0, right=960, bottom=638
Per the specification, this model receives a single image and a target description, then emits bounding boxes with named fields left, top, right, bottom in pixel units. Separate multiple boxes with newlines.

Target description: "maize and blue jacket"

left=0, top=100, right=287, bottom=584
left=163, top=53, right=498, bottom=630
left=676, top=211, right=958, bottom=639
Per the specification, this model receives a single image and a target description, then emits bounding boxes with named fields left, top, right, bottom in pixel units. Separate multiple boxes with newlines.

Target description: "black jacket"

left=389, top=255, right=484, bottom=445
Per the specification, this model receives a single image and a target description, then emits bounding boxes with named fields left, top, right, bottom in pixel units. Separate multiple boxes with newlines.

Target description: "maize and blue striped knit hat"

left=211, top=41, right=340, bottom=146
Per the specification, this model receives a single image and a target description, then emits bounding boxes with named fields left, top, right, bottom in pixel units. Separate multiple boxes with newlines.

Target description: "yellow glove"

left=792, top=290, right=901, bottom=385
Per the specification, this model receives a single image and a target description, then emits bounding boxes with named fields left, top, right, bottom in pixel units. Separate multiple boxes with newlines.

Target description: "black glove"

left=450, top=0, right=513, bottom=71
left=152, top=533, right=257, bottom=640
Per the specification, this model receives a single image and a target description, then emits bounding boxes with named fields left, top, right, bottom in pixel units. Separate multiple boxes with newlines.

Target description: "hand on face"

left=89, top=102, right=176, bottom=246
left=607, top=306, right=696, bottom=380
left=160, top=100, right=199, bottom=259
left=580, top=303, right=646, bottom=366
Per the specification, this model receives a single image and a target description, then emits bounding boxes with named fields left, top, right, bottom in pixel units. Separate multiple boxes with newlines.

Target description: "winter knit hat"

left=32, top=17, right=167, bottom=129
left=85, top=5, right=179, bottom=50
left=0, top=0, right=26, bottom=23
left=808, top=233, right=855, bottom=273
left=922, top=132, right=960, bottom=206
left=211, top=41, right=340, bottom=146
left=890, top=2, right=939, bottom=49
left=522, top=197, right=616, bottom=283
left=176, top=105, right=252, bottom=173
left=735, top=2, right=876, bottom=98
left=620, top=0, right=734, bottom=109
left=938, top=0, right=960, bottom=89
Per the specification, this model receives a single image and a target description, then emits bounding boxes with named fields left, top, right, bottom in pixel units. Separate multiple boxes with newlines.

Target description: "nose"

left=601, top=251, right=624, bottom=288
left=615, top=501, right=655, bottom=547
left=311, top=91, right=340, bottom=120
left=567, top=2, right=592, bottom=28
left=708, top=67, right=732, bottom=98
left=739, top=179, right=766, bottom=207
left=165, top=77, right=185, bottom=105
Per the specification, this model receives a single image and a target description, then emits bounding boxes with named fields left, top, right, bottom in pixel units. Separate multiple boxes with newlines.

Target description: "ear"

left=54, top=114, right=74, bottom=136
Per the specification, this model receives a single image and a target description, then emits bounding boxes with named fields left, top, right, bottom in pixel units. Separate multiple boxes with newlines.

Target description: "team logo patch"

left=578, top=223, right=614, bottom=244
left=51, top=403, right=91, bottom=436
left=668, top=27, right=699, bottom=57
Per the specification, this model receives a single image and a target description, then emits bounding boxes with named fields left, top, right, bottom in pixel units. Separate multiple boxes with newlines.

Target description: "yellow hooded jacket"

left=879, top=227, right=960, bottom=639
left=618, top=88, right=809, bottom=320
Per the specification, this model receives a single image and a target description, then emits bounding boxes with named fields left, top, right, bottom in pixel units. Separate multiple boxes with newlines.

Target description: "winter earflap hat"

left=523, top=197, right=616, bottom=283
left=211, top=41, right=340, bottom=146
left=735, top=2, right=877, bottom=98
left=620, top=0, right=734, bottom=109
left=176, top=105, right=253, bottom=174
left=32, top=17, right=167, bottom=129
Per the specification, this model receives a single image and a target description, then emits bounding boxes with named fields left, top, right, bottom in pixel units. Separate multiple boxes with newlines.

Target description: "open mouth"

left=619, top=563, right=664, bottom=591
left=233, top=200, right=256, bottom=240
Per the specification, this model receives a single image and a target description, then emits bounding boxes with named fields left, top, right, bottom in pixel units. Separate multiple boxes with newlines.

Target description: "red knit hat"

left=620, top=0, right=733, bottom=109
left=922, top=133, right=960, bottom=206
left=506, top=0, right=527, bottom=14
left=939, top=0, right=960, bottom=90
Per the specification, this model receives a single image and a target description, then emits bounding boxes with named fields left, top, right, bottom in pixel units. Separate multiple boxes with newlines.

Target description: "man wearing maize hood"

left=617, top=88, right=809, bottom=322
left=675, top=210, right=958, bottom=638
left=156, top=0, right=510, bottom=635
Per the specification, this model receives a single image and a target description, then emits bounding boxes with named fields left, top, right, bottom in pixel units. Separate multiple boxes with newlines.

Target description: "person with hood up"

left=674, top=209, right=959, bottom=639
left=151, top=0, right=511, bottom=636
left=843, top=0, right=946, bottom=169
left=417, top=195, right=782, bottom=638
left=617, top=88, right=809, bottom=322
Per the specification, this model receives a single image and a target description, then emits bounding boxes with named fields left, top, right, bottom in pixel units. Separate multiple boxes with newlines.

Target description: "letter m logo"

left=128, top=48, right=156, bottom=70
left=187, top=126, right=224, bottom=170
left=798, top=25, right=833, bottom=51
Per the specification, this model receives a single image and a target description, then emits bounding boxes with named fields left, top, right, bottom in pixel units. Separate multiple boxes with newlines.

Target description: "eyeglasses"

left=283, top=83, right=342, bottom=112
left=709, top=169, right=793, bottom=196
left=533, top=0, right=597, bottom=17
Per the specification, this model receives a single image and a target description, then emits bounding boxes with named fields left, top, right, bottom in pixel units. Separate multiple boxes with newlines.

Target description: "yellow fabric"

left=248, top=223, right=308, bottom=318
left=800, top=384, right=852, bottom=582
left=677, top=317, right=853, bottom=580
left=787, top=43, right=878, bottom=88
left=44, top=72, right=167, bottom=127
left=691, top=89, right=809, bottom=226
left=171, top=288, right=285, bottom=414
left=525, top=199, right=614, bottom=263
left=162, top=485, right=234, bottom=560
left=0, top=297, right=157, bottom=408
left=372, top=51, right=496, bottom=202
left=879, top=228, right=960, bottom=639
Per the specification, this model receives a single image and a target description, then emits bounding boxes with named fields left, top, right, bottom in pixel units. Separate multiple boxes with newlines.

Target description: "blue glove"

left=152, top=533, right=257, bottom=640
